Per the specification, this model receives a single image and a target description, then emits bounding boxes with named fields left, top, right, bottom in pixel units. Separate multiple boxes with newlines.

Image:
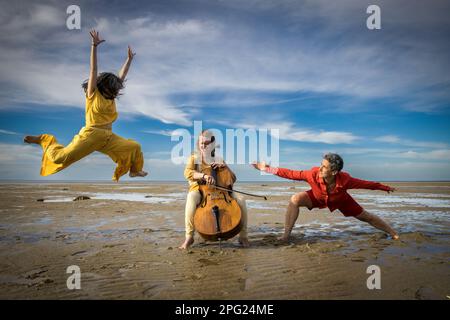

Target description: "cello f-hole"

left=212, top=205, right=221, bottom=233
left=222, top=192, right=232, bottom=204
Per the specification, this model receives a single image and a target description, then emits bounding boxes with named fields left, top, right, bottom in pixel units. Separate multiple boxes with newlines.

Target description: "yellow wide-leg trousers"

left=39, top=126, right=144, bottom=181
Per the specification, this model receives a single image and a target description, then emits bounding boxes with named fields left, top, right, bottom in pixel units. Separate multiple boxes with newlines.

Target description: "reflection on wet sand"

left=0, top=181, right=449, bottom=299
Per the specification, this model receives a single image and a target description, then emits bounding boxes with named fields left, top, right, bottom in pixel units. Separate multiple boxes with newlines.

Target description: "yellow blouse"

left=85, top=88, right=118, bottom=127
left=184, top=153, right=208, bottom=192
left=184, top=153, right=236, bottom=192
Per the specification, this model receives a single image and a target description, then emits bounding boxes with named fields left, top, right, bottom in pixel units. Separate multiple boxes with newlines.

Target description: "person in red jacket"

left=252, top=153, right=399, bottom=241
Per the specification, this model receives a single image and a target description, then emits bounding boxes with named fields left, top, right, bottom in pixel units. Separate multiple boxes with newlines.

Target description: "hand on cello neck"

left=202, top=174, right=216, bottom=185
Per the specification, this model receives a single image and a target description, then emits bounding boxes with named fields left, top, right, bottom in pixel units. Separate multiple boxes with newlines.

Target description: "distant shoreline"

left=1, top=180, right=450, bottom=184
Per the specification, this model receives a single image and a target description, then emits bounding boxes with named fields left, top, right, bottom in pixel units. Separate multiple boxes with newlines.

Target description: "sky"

left=0, top=0, right=449, bottom=181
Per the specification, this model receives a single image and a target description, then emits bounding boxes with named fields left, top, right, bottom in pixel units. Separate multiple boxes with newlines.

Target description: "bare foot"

left=238, top=237, right=250, bottom=247
left=277, top=235, right=290, bottom=243
left=392, top=234, right=400, bottom=240
left=129, top=170, right=148, bottom=178
left=179, top=236, right=194, bottom=250
left=23, top=135, right=40, bottom=144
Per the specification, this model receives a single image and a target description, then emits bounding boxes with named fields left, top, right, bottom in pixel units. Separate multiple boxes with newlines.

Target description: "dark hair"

left=82, top=72, right=124, bottom=99
left=323, top=153, right=344, bottom=172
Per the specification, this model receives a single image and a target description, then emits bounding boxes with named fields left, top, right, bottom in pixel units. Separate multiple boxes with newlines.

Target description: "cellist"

left=179, top=130, right=249, bottom=249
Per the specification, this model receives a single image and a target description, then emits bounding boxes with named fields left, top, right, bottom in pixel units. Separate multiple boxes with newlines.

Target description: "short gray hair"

left=323, top=153, right=344, bottom=172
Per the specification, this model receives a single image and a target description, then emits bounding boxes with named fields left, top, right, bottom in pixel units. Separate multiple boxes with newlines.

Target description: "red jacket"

left=266, top=166, right=391, bottom=211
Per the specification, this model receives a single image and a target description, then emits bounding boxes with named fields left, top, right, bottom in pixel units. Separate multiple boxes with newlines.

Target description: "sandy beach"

left=0, top=181, right=449, bottom=300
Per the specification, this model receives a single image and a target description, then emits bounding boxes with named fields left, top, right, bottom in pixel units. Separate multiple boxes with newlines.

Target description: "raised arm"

left=87, top=30, right=105, bottom=97
left=118, top=46, right=136, bottom=82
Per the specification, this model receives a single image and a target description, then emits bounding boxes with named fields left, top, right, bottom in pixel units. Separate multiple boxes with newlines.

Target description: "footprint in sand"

left=350, top=256, right=366, bottom=262
left=243, top=278, right=255, bottom=291
left=415, top=286, right=442, bottom=300
left=22, top=267, right=49, bottom=280
left=142, top=284, right=161, bottom=297
left=197, top=258, right=219, bottom=266
left=71, top=250, right=87, bottom=256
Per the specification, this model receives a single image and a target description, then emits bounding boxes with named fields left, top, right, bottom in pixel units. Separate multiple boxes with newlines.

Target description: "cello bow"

left=212, top=184, right=268, bottom=200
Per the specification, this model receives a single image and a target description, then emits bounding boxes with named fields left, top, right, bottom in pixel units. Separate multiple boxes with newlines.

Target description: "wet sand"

left=0, top=181, right=449, bottom=299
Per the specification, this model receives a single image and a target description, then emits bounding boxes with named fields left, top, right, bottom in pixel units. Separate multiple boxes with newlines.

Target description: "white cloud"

left=0, top=3, right=64, bottom=40
left=280, top=144, right=450, bottom=162
left=31, top=4, right=63, bottom=28
left=375, top=135, right=449, bottom=149
left=0, top=142, right=120, bottom=164
left=233, top=120, right=360, bottom=144
left=0, top=129, right=19, bottom=135
left=142, top=129, right=175, bottom=136
left=0, top=143, right=40, bottom=160
left=399, top=149, right=450, bottom=160
left=1, top=0, right=449, bottom=125
left=375, top=135, right=401, bottom=144
left=349, top=160, right=450, bottom=181
left=0, top=0, right=448, bottom=181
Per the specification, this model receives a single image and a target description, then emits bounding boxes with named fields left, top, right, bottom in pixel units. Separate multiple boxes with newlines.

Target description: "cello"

left=194, top=161, right=242, bottom=241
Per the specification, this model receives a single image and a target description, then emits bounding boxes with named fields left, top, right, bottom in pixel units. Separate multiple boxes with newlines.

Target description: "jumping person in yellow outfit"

left=24, top=30, right=147, bottom=181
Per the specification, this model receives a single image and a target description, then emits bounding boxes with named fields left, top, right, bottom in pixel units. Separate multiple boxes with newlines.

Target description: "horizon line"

left=1, top=179, right=450, bottom=183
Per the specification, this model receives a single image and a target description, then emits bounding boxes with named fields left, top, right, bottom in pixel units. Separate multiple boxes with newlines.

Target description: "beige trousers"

left=184, top=190, right=248, bottom=239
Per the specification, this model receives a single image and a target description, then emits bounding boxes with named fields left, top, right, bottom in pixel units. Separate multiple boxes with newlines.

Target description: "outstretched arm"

left=347, top=177, right=395, bottom=193
left=252, top=162, right=308, bottom=181
left=87, top=30, right=105, bottom=97
left=118, top=46, right=136, bottom=82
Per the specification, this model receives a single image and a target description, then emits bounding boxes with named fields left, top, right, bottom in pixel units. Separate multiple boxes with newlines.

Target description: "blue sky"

left=0, top=0, right=449, bottom=181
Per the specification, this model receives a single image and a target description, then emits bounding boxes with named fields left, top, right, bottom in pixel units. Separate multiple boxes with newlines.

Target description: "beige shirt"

left=184, top=153, right=235, bottom=192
